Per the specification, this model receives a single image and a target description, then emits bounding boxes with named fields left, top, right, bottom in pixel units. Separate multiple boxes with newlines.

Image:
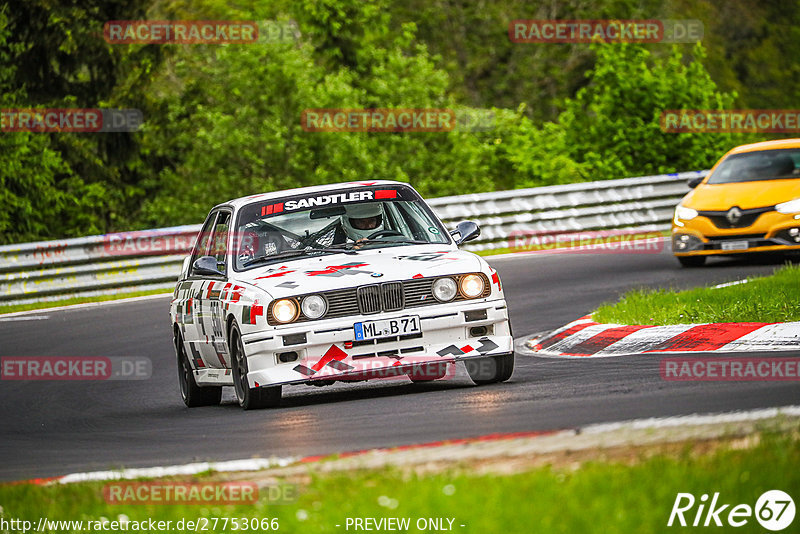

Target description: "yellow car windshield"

left=709, top=148, right=800, bottom=184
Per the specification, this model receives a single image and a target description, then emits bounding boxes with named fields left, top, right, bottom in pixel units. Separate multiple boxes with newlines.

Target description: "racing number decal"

left=210, top=300, right=228, bottom=366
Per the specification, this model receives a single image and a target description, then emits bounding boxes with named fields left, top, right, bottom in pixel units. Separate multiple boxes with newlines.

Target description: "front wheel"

left=230, top=324, right=281, bottom=410
left=175, top=330, right=222, bottom=407
left=465, top=353, right=515, bottom=385
left=677, top=255, right=706, bottom=267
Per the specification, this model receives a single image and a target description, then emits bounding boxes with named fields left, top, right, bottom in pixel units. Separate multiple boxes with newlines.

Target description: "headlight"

left=459, top=274, right=485, bottom=298
left=301, top=295, right=327, bottom=319
left=675, top=205, right=698, bottom=221
left=432, top=277, right=458, bottom=302
left=674, top=205, right=698, bottom=227
left=272, top=299, right=298, bottom=323
left=776, top=198, right=800, bottom=214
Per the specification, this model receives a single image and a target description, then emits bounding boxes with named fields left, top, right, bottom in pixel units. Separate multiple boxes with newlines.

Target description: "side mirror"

left=192, top=255, right=225, bottom=277
left=687, top=176, right=704, bottom=189
left=449, top=221, right=481, bottom=245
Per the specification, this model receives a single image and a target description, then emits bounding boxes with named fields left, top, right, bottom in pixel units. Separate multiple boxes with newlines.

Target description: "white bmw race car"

left=170, top=181, right=514, bottom=409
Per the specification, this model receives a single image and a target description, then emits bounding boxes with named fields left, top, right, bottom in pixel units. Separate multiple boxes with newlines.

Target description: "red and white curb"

left=6, top=405, right=799, bottom=486
left=525, top=316, right=800, bottom=358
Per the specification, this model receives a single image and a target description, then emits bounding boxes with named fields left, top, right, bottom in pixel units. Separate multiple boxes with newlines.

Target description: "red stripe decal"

left=491, top=271, right=502, bottom=291
left=273, top=203, right=284, bottom=213
left=312, top=345, right=348, bottom=372
left=533, top=322, right=596, bottom=351
left=646, top=323, right=769, bottom=352
left=205, top=281, right=215, bottom=299
left=375, top=189, right=397, bottom=199
left=566, top=325, right=655, bottom=355
left=250, top=300, right=263, bottom=324
left=306, top=263, right=368, bottom=276
left=261, top=206, right=267, bottom=216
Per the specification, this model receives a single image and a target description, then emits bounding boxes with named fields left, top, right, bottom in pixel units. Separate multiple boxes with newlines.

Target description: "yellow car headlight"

left=675, top=205, right=698, bottom=221
left=674, top=205, right=698, bottom=227
left=272, top=299, right=299, bottom=324
left=776, top=198, right=800, bottom=214
left=460, top=274, right=485, bottom=298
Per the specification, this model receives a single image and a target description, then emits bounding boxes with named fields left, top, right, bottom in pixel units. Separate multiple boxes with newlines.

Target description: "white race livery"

left=171, top=181, right=514, bottom=409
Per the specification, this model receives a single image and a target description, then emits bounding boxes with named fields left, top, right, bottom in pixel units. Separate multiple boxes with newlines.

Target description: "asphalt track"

left=1, top=249, right=799, bottom=482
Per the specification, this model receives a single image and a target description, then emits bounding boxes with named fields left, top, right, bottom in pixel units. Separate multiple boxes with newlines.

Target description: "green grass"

left=0, top=431, right=797, bottom=533
left=594, top=263, right=800, bottom=325
left=0, top=288, right=172, bottom=315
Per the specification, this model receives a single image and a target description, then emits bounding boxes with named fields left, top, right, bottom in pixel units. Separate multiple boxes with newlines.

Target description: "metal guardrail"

left=0, top=171, right=705, bottom=306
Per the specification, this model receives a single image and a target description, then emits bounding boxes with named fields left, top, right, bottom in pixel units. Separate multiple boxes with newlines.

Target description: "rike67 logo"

left=668, top=490, right=795, bottom=531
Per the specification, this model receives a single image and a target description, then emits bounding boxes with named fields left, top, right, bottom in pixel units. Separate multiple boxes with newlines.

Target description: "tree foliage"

left=1, top=0, right=797, bottom=243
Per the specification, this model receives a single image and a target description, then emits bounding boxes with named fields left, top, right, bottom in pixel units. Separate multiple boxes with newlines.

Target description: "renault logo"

left=726, top=207, right=742, bottom=225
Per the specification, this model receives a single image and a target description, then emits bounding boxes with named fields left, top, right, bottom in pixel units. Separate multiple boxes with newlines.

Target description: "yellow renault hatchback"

left=672, top=139, right=800, bottom=266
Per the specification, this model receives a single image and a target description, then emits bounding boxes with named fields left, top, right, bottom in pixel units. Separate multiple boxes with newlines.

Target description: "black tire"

left=175, top=330, right=222, bottom=407
left=230, top=324, right=281, bottom=410
left=677, top=255, right=706, bottom=267
left=465, top=353, right=515, bottom=385
left=409, top=362, right=449, bottom=382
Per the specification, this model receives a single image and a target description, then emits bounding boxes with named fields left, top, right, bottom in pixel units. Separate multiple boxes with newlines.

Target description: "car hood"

left=684, top=179, right=800, bottom=210
left=236, top=245, right=484, bottom=299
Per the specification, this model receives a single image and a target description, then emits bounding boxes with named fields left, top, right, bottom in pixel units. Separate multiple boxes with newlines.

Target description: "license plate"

left=354, top=316, right=421, bottom=341
left=721, top=240, right=749, bottom=251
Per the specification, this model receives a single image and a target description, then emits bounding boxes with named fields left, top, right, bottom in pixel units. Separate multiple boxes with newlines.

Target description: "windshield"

left=708, top=148, right=800, bottom=184
left=233, top=185, right=450, bottom=271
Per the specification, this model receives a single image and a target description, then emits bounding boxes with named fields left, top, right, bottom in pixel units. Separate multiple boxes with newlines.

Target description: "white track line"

left=583, top=405, right=800, bottom=434
left=0, top=315, right=51, bottom=322
left=712, top=279, right=750, bottom=289
left=0, top=292, right=173, bottom=318
left=57, top=457, right=298, bottom=484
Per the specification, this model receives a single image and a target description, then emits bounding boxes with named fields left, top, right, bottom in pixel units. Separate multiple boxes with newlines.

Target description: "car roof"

left=217, top=180, right=412, bottom=210
left=727, top=138, right=800, bottom=156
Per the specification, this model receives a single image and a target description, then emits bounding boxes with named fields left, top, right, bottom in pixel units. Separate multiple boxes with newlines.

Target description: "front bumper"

left=239, top=298, right=512, bottom=387
left=672, top=213, right=800, bottom=256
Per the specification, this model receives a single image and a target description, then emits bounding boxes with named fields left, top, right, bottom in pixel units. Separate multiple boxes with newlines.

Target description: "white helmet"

left=342, top=203, right=384, bottom=241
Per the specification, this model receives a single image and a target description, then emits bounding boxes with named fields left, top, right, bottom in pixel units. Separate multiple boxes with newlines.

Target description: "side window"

left=209, top=211, right=232, bottom=272
left=190, top=212, right=219, bottom=270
